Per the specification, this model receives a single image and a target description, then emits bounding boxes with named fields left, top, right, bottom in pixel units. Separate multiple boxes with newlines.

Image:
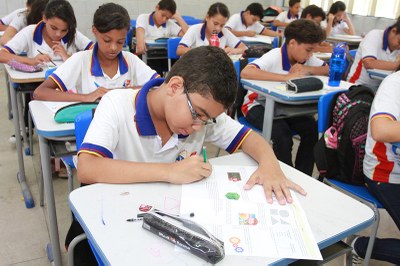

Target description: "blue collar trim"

left=149, top=12, right=166, bottom=27
left=90, top=43, right=128, bottom=77
left=200, top=22, right=224, bottom=41
left=281, top=43, right=291, bottom=71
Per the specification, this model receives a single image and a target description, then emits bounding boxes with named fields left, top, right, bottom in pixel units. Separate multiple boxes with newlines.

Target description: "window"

left=375, top=0, right=399, bottom=19
left=351, top=0, right=372, bottom=16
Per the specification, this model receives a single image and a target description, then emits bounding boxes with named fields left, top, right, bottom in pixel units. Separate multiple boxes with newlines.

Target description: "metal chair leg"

left=67, top=233, right=87, bottom=266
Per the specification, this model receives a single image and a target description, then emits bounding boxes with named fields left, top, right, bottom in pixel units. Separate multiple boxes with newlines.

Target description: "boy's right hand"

left=136, top=41, right=147, bottom=55
left=167, top=155, right=212, bottom=184
left=246, top=31, right=257, bottom=37
left=84, top=87, right=110, bottom=102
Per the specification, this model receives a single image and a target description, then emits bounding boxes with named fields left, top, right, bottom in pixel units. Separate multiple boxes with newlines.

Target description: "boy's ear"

left=92, top=26, right=98, bottom=36
left=155, top=5, right=160, bottom=11
left=167, top=76, right=184, bottom=95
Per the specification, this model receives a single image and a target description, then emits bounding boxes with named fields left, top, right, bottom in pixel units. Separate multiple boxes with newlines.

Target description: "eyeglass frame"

left=184, top=89, right=216, bottom=126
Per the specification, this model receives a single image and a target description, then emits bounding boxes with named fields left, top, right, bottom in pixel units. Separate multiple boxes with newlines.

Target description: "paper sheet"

left=42, top=101, right=75, bottom=113
left=240, top=35, right=273, bottom=44
left=180, top=165, right=322, bottom=260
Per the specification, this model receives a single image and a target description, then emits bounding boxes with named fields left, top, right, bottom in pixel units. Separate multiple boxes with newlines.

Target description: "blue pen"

left=94, top=81, right=101, bottom=88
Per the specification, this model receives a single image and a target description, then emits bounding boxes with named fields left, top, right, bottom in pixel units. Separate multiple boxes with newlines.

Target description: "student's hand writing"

left=246, top=30, right=257, bottom=37
left=32, top=54, right=52, bottom=65
left=52, top=41, right=69, bottom=61
left=84, top=87, right=110, bottom=102
left=289, top=63, right=309, bottom=76
left=167, top=156, right=212, bottom=184
left=136, top=41, right=147, bottom=55
left=244, top=165, right=306, bottom=205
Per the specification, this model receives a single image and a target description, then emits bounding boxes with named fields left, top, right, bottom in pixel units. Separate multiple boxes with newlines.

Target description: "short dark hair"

left=300, top=4, right=326, bottom=21
left=329, top=1, right=346, bottom=14
left=44, top=0, right=76, bottom=47
left=27, top=0, right=49, bottom=25
left=158, top=0, right=177, bottom=15
left=284, top=19, right=325, bottom=44
left=165, top=46, right=237, bottom=110
left=93, top=3, right=130, bottom=33
left=289, top=0, right=301, bottom=7
left=245, top=3, right=264, bottom=20
left=207, top=2, right=230, bottom=19
left=389, top=15, right=400, bottom=34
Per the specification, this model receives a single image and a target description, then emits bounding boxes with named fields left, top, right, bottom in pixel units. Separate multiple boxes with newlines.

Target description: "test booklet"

left=180, top=165, right=322, bottom=260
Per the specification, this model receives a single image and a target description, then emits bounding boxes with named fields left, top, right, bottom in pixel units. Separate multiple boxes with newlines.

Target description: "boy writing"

left=241, top=19, right=328, bottom=176
left=77, top=46, right=306, bottom=205
left=225, top=2, right=280, bottom=37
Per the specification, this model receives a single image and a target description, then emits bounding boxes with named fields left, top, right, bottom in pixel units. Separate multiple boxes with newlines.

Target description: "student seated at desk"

left=347, top=18, right=400, bottom=90
left=33, top=3, right=158, bottom=102
left=351, top=68, right=400, bottom=265
left=0, top=0, right=48, bottom=46
left=323, top=1, right=355, bottom=37
left=0, top=3, right=28, bottom=31
left=300, top=4, right=333, bottom=53
left=135, top=0, right=189, bottom=55
left=272, top=0, right=301, bottom=28
left=177, top=2, right=247, bottom=56
left=225, top=2, right=280, bottom=38
left=241, top=19, right=328, bottom=176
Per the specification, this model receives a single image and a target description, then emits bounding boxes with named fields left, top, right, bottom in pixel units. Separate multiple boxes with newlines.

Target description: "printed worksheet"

left=180, top=165, right=322, bottom=260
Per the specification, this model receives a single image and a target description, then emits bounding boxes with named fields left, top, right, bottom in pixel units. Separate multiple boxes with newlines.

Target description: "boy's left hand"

left=244, top=166, right=306, bottom=205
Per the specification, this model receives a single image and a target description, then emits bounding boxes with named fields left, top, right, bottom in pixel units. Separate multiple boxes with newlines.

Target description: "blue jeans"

left=354, top=177, right=400, bottom=264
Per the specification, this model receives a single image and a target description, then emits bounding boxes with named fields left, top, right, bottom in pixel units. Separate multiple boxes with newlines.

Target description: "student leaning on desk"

left=33, top=3, right=158, bottom=102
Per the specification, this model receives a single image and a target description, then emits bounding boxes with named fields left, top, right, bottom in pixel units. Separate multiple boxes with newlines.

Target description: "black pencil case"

left=286, top=77, right=324, bottom=93
left=142, top=210, right=225, bottom=264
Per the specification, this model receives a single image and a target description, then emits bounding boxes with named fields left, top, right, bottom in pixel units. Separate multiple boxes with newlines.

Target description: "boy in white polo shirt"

left=34, top=3, right=158, bottom=102
left=347, top=19, right=400, bottom=90
left=273, top=0, right=301, bottom=28
left=241, top=19, right=328, bottom=176
left=225, top=2, right=280, bottom=38
left=135, top=0, right=188, bottom=55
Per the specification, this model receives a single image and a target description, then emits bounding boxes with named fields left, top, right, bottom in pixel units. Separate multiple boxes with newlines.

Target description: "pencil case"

left=54, top=102, right=98, bottom=123
left=286, top=77, right=324, bottom=93
left=8, top=60, right=42, bottom=73
left=142, top=210, right=225, bottom=264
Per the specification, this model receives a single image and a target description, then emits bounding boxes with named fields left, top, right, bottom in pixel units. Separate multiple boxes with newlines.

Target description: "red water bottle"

left=210, top=31, right=220, bottom=47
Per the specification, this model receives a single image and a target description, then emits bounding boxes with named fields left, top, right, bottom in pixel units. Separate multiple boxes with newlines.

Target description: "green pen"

left=202, top=145, right=207, bottom=163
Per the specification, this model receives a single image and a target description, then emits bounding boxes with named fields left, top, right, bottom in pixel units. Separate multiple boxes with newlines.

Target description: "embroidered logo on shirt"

left=124, top=79, right=131, bottom=87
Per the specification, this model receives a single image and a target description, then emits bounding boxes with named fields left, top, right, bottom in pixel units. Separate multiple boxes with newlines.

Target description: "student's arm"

left=241, top=131, right=306, bottom=205
left=289, top=63, right=329, bottom=76
left=33, top=78, right=109, bottom=102
left=272, top=20, right=288, bottom=28
left=0, top=24, right=7, bottom=31
left=228, top=28, right=257, bottom=37
left=260, top=27, right=281, bottom=37
left=370, top=117, right=400, bottom=143
left=135, top=27, right=147, bottom=55
left=224, top=42, right=247, bottom=55
left=343, top=13, right=355, bottom=35
left=363, top=58, right=399, bottom=71
left=241, top=65, right=302, bottom=82
left=172, top=11, right=189, bottom=35
left=325, top=13, right=334, bottom=37
left=0, top=49, right=51, bottom=65
left=176, top=44, right=190, bottom=56
left=0, top=25, right=17, bottom=45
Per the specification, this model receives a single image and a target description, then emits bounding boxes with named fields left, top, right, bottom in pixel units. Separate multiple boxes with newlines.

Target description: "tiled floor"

left=0, top=67, right=398, bottom=265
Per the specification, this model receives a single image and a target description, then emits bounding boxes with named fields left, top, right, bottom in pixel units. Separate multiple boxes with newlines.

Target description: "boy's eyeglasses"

left=184, top=90, right=216, bottom=126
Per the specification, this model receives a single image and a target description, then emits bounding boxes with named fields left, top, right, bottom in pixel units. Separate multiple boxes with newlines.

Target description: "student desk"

left=29, top=100, right=76, bottom=266
left=4, top=64, right=52, bottom=209
left=367, top=69, right=392, bottom=81
left=326, top=35, right=363, bottom=49
left=241, top=76, right=353, bottom=142
left=314, top=52, right=332, bottom=62
left=239, top=35, right=274, bottom=45
left=139, top=37, right=168, bottom=64
left=69, top=152, right=375, bottom=265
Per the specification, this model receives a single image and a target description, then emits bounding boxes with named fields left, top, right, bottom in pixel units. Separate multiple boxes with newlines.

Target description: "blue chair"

left=181, top=15, right=195, bottom=21
left=167, top=37, right=182, bottom=71
left=185, top=18, right=203, bottom=25
left=126, top=20, right=136, bottom=50
left=318, top=91, right=382, bottom=265
left=272, top=36, right=279, bottom=48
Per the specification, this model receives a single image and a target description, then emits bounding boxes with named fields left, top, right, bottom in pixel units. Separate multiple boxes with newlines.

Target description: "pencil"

left=37, top=49, right=56, bottom=67
left=203, top=145, right=207, bottom=163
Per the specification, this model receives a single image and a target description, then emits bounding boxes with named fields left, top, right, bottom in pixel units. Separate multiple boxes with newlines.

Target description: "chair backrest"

left=45, top=67, right=57, bottom=79
left=185, top=18, right=203, bottom=25
left=74, top=109, right=95, bottom=151
left=342, top=49, right=357, bottom=80
left=317, top=90, right=344, bottom=134
left=167, top=37, right=182, bottom=60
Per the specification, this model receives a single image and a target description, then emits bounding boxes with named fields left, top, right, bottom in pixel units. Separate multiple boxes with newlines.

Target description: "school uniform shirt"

left=2, top=21, right=94, bottom=60
left=79, top=78, right=252, bottom=162
left=49, top=43, right=159, bottom=94
left=0, top=8, right=26, bottom=26
left=8, top=11, right=27, bottom=32
left=274, top=11, right=300, bottom=24
left=136, top=12, right=182, bottom=38
left=225, top=12, right=265, bottom=34
left=241, top=44, right=326, bottom=115
left=179, top=23, right=242, bottom=49
left=363, top=71, right=400, bottom=184
left=347, top=28, right=400, bottom=89
left=321, top=20, right=349, bottom=36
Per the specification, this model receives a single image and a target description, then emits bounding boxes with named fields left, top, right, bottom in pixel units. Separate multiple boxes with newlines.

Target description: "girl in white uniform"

left=177, top=2, right=247, bottom=56
left=34, top=3, right=158, bottom=102
left=324, top=1, right=355, bottom=37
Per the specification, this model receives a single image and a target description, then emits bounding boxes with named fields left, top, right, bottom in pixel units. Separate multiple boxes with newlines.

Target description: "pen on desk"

left=202, top=145, right=207, bottom=163
left=126, top=212, right=195, bottom=222
left=37, top=49, right=56, bottom=67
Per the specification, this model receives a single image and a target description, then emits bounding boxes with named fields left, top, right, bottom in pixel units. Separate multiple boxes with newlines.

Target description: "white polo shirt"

left=3, top=21, right=94, bottom=61
left=363, top=71, right=400, bottom=184
left=275, top=11, right=300, bottom=24
left=79, top=78, right=252, bottom=162
left=321, top=20, right=349, bottom=36
left=347, top=28, right=400, bottom=89
left=242, top=43, right=326, bottom=115
left=49, top=43, right=159, bottom=94
left=179, top=23, right=242, bottom=49
left=225, top=12, right=265, bottom=34
left=136, top=12, right=182, bottom=38
left=0, top=8, right=26, bottom=25
left=9, top=11, right=27, bottom=32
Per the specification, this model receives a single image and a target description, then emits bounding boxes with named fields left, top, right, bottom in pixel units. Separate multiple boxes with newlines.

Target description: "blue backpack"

left=314, top=85, right=375, bottom=185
